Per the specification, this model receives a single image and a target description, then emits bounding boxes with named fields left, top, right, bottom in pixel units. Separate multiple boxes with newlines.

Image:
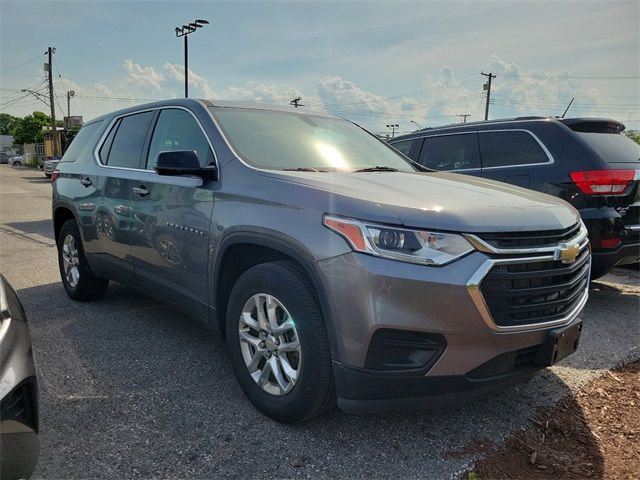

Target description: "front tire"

left=226, top=261, right=335, bottom=423
left=58, top=219, right=109, bottom=300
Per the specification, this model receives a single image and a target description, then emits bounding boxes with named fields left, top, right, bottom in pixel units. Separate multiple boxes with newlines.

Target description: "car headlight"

left=323, top=215, right=474, bottom=266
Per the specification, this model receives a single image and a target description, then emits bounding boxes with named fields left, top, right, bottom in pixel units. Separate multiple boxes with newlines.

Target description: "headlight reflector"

left=323, top=215, right=474, bottom=266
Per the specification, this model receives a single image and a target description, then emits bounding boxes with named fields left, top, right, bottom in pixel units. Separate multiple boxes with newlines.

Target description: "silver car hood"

left=264, top=170, right=580, bottom=233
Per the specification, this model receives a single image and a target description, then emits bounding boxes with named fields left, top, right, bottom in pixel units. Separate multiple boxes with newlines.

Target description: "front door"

left=129, top=108, right=216, bottom=319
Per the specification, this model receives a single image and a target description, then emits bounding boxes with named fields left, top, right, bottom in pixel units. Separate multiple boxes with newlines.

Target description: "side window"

left=391, top=139, right=415, bottom=157
left=99, top=119, right=120, bottom=164
left=479, top=131, right=550, bottom=168
left=61, top=121, right=103, bottom=162
left=146, top=109, right=214, bottom=169
left=101, top=111, right=155, bottom=168
left=419, top=133, right=480, bottom=171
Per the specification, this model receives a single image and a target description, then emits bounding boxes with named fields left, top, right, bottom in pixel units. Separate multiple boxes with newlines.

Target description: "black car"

left=0, top=273, right=40, bottom=478
left=390, top=117, right=640, bottom=278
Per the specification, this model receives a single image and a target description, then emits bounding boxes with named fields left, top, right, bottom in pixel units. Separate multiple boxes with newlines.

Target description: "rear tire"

left=226, top=261, right=335, bottom=423
left=58, top=219, right=109, bottom=301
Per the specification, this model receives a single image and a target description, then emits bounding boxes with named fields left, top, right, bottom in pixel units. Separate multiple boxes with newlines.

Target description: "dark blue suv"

left=390, top=117, right=640, bottom=278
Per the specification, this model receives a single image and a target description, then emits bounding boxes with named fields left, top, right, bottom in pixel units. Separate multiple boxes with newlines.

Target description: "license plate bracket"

left=535, top=321, right=583, bottom=367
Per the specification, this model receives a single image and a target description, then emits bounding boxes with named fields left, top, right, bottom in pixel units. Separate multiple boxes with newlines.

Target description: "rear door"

left=128, top=108, right=216, bottom=319
left=90, top=110, right=155, bottom=280
left=415, top=132, right=482, bottom=176
left=478, top=129, right=553, bottom=188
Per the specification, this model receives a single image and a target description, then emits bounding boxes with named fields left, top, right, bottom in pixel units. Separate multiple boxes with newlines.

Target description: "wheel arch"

left=53, top=205, right=77, bottom=246
left=211, top=230, right=337, bottom=355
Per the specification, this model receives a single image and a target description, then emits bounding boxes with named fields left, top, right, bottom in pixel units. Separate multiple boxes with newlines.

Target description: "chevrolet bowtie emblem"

left=555, top=243, right=580, bottom=264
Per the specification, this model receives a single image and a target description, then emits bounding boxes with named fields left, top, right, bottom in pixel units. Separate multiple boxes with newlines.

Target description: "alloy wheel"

left=238, top=293, right=301, bottom=396
left=62, top=234, right=81, bottom=288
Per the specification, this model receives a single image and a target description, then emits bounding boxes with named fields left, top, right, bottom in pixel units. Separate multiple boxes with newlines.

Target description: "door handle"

left=132, top=186, right=149, bottom=197
left=80, top=177, right=92, bottom=187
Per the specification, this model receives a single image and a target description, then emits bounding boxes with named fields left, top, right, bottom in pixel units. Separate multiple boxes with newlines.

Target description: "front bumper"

left=317, top=235, right=589, bottom=410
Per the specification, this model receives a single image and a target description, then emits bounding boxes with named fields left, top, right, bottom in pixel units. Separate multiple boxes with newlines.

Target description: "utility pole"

left=481, top=72, right=496, bottom=121
left=457, top=114, right=471, bottom=123
left=66, top=90, right=75, bottom=124
left=47, top=46, right=59, bottom=156
left=386, top=124, right=399, bottom=138
left=289, top=97, right=304, bottom=108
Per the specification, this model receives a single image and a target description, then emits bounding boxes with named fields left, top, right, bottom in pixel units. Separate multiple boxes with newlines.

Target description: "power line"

left=1, top=52, right=46, bottom=75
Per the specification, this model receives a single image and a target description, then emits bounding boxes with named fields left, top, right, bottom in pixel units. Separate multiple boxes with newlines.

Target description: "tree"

left=11, top=111, right=51, bottom=145
left=623, top=129, right=640, bottom=145
left=0, top=113, right=18, bottom=135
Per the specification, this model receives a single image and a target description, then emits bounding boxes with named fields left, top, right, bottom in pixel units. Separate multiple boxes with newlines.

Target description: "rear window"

left=576, top=132, right=640, bottom=164
left=419, top=133, right=480, bottom=171
left=478, top=130, right=550, bottom=168
left=60, top=121, right=103, bottom=162
left=101, top=111, right=155, bottom=168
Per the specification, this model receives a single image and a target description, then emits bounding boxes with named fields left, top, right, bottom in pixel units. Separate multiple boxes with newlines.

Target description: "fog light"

left=364, top=329, right=446, bottom=371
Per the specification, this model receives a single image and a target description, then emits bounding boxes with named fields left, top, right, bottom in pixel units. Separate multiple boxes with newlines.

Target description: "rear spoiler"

left=559, top=118, right=625, bottom=134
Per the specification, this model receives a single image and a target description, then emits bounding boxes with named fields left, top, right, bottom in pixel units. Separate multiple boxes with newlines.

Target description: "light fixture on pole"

left=66, top=90, right=75, bottom=122
left=410, top=120, right=423, bottom=130
left=174, top=18, right=209, bottom=98
left=386, top=124, right=399, bottom=138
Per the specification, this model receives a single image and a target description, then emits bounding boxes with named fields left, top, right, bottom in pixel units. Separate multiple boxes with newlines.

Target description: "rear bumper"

left=581, top=212, right=640, bottom=270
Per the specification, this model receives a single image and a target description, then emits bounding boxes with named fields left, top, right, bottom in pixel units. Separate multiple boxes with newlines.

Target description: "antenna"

left=561, top=97, right=575, bottom=118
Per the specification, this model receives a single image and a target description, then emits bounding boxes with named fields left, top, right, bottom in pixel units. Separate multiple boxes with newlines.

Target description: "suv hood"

left=263, top=170, right=580, bottom=233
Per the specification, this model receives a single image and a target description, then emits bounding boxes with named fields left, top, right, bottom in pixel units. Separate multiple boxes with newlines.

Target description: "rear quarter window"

left=576, top=132, right=640, bottom=164
left=479, top=130, right=550, bottom=168
left=60, top=121, right=103, bottom=162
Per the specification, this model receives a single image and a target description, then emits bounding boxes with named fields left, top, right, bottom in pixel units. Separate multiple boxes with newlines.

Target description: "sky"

left=1, top=0, right=638, bottom=135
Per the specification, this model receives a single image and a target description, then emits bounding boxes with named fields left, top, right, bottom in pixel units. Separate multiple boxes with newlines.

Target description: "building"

left=0, top=135, right=17, bottom=157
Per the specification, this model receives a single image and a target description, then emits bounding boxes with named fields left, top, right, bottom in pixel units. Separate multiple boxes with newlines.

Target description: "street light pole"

left=175, top=19, right=209, bottom=99
left=67, top=90, right=75, bottom=122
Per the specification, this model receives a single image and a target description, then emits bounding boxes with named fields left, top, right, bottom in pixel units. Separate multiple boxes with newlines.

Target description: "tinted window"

left=419, top=133, right=480, bottom=171
left=210, top=108, right=415, bottom=172
left=99, top=119, right=119, bottom=164
left=61, top=121, right=103, bottom=162
left=391, top=139, right=415, bottom=157
left=147, top=109, right=214, bottom=169
left=576, top=132, right=640, bottom=164
left=479, top=131, right=549, bottom=168
left=103, top=111, right=154, bottom=168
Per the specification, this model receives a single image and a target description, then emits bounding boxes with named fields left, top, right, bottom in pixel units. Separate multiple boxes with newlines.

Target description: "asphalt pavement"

left=0, top=164, right=638, bottom=479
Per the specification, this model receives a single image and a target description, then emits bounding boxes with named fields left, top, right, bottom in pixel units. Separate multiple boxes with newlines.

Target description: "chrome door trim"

left=92, top=105, right=219, bottom=176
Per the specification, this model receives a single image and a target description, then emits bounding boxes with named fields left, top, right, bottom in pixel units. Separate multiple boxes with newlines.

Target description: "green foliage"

left=0, top=113, right=18, bottom=135
left=10, top=111, right=51, bottom=145
left=623, top=129, right=640, bottom=145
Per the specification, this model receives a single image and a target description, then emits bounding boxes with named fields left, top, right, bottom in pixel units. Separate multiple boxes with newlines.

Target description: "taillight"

left=569, top=170, right=635, bottom=195
left=51, top=170, right=60, bottom=183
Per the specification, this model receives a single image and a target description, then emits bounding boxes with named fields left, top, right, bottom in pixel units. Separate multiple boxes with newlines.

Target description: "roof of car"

left=86, top=98, right=334, bottom=125
left=391, top=116, right=624, bottom=142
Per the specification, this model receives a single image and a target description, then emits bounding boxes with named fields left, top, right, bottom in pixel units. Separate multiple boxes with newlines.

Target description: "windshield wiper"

left=281, top=167, right=327, bottom=172
left=353, top=166, right=399, bottom=173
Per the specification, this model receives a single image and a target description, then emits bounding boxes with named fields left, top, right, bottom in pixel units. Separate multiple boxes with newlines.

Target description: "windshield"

left=210, top=107, right=416, bottom=172
left=577, top=132, right=640, bottom=164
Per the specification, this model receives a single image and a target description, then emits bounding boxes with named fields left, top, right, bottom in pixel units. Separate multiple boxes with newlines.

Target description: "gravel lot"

left=1, top=164, right=638, bottom=479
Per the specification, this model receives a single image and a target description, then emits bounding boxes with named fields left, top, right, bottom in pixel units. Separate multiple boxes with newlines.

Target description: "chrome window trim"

left=463, top=222, right=588, bottom=255
left=625, top=224, right=640, bottom=231
left=93, top=105, right=219, bottom=175
left=466, top=238, right=591, bottom=333
left=391, top=128, right=555, bottom=171
left=478, top=129, right=555, bottom=170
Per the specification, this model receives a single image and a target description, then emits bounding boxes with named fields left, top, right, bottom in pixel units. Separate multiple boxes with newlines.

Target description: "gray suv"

left=52, top=99, right=589, bottom=422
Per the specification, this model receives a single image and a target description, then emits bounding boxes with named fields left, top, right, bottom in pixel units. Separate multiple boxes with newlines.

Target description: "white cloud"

left=224, top=81, right=303, bottom=105
left=163, top=63, right=218, bottom=99
left=123, top=59, right=163, bottom=91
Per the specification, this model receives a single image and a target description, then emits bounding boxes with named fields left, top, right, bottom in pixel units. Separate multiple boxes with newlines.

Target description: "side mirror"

left=154, top=151, right=217, bottom=181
